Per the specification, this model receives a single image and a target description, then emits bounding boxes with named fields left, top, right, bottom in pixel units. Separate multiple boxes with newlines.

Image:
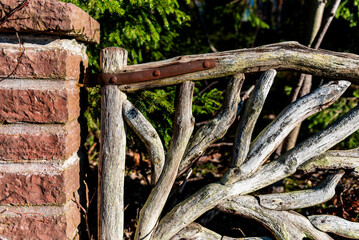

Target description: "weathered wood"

left=122, top=99, right=165, bottom=185
left=178, top=74, right=244, bottom=176
left=309, top=215, right=359, bottom=239
left=153, top=94, right=359, bottom=240
left=98, top=47, right=128, bottom=240
left=217, top=196, right=333, bottom=240
left=225, top=70, right=275, bottom=183
left=135, top=81, right=195, bottom=240
left=117, top=42, right=359, bottom=92
left=258, top=171, right=344, bottom=210
left=172, top=222, right=272, bottom=240
left=284, top=0, right=340, bottom=151
left=224, top=80, right=350, bottom=183
left=313, top=0, right=342, bottom=49
left=299, top=147, right=359, bottom=173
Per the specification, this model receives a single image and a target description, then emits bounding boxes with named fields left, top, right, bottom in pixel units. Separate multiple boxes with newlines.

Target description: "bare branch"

left=222, top=70, right=276, bottom=184
left=307, top=0, right=326, bottom=46
left=98, top=47, right=128, bottom=240
left=117, top=42, right=359, bottom=92
left=284, top=0, right=341, bottom=151
left=135, top=81, right=195, bottom=240
left=299, top=147, right=359, bottom=173
left=258, top=171, right=344, bottom=210
left=313, top=0, right=342, bottom=49
left=154, top=99, right=359, bottom=240
left=309, top=215, right=359, bottom=239
left=224, top=80, right=350, bottom=183
left=178, top=74, right=244, bottom=176
left=232, top=70, right=276, bottom=168
left=122, top=99, right=165, bottom=185
left=217, top=196, right=333, bottom=240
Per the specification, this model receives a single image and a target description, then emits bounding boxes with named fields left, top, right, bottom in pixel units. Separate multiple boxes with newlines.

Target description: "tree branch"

left=122, top=99, right=165, bottom=185
left=222, top=70, right=276, bottom=184
left=232, top=70, right=276, bottom=168
left=217, top=196, right=333, bottom=240
left=178, top=73, right=244, bottom=176
left=153, top=97, right=359, bottom=240
left=284, top=0, right=341, bottom=151
left=258, top=171, right=344, bottom=210
left=117, top=42, right=359, bottom=92
left=299, top=147, right=359, bottom=173
left=309, top=215, right=359, bottom=239
left=135, top=81, right=195, bottom=240
left=224, top=80, right=350, bottom=183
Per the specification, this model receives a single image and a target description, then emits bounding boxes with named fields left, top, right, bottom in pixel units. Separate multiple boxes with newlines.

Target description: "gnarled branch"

left=224, top=80, right=350, bottom=183
left=135, top=81, right=195, bottom=240
left=153, top=92, right=359, bottom=240
left=258, top=171, right=344, bottom=210
left=232, top=70, right=276, bottom=168
left=217, top=196, right=333, bottom=240
left=299, top=147, right=359, bottom=173
left=178, top=73, right=244, bottom=176
left=123, top=99, right=165, bottom=185
left=309, top=215, right=359, bottom=239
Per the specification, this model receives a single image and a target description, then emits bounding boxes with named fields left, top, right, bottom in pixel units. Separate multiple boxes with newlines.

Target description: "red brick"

left=0, top=45, right=88, bottom=80
left=0, top=0, right=100, bottom=44
left=0, top=154, right=80, bottom=205
left=0, top=120, right=80, bottom=161
left=0, top=79, right=80, bottom=123
left=0, top=199, right=81, bottom=240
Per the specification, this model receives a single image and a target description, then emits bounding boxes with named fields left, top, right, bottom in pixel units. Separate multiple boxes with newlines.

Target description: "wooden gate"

left=93, top=42, right=359, bottom=240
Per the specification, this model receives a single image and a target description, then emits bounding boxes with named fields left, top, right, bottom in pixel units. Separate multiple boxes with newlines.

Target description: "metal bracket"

left=87, top=59, right=216, bottom=85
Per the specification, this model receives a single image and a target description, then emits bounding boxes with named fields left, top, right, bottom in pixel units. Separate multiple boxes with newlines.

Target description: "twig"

left=0, top=32, right=25, bottom=83
left=0, top=0, right=30, bottom=25
left=209, top=142, right=233, bottom=148
left=283, top=0, right=341, bottom=151
left=198, top=80, right=219, bottom=95
left=313, top=0, right=342, bottom=49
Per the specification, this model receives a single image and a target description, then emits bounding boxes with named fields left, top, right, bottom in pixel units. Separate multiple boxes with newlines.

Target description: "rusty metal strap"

left=87, top=59, right=216, bottom=85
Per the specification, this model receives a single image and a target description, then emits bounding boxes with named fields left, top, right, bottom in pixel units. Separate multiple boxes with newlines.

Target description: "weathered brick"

left=0, top=43, right=88, bottom=80
left=0, top=120, right=80, bottom=161
left=0, top=0, right=100, bottom=44
left=0, top=79, right=80, bottom=123
left=0, top=198, right=81, bottom=240
left=0, top=153, right=80, bottom=205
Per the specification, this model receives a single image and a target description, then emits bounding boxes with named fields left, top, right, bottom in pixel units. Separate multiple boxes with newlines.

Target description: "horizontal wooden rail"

left=88, top=41, right=359, bottom=92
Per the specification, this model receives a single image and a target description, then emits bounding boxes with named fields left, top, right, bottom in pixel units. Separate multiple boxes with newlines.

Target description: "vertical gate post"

left=98, top=47, right=128, bottom=239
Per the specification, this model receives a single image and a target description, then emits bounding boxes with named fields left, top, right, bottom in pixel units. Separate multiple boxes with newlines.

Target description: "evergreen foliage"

left=61, top=0, right=359, bottom=155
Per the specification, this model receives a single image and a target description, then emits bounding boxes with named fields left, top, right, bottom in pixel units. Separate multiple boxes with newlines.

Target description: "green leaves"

left=306, top=90, right=359, bottom=149
left=337, top=0, right=359, bottom=27
left=62, top=0, right=190, bottom=64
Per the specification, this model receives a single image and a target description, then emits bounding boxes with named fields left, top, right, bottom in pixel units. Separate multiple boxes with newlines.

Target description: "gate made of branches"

left=94, top=42, right=359, bottom=240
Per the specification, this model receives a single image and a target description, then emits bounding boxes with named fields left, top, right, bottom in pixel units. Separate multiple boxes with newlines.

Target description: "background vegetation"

left=61, top=0, right=359, bottom=238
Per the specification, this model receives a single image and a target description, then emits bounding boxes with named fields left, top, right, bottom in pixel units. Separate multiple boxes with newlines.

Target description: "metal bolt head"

left=153, top=70, right=161, bottom=77
left=203, top=61, right=211, bottom=68
left=109, top=76, right=117, bottom=84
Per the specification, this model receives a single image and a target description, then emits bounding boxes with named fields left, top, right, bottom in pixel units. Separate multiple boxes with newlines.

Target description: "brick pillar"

left=0, top=0, right=100, bottom=239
